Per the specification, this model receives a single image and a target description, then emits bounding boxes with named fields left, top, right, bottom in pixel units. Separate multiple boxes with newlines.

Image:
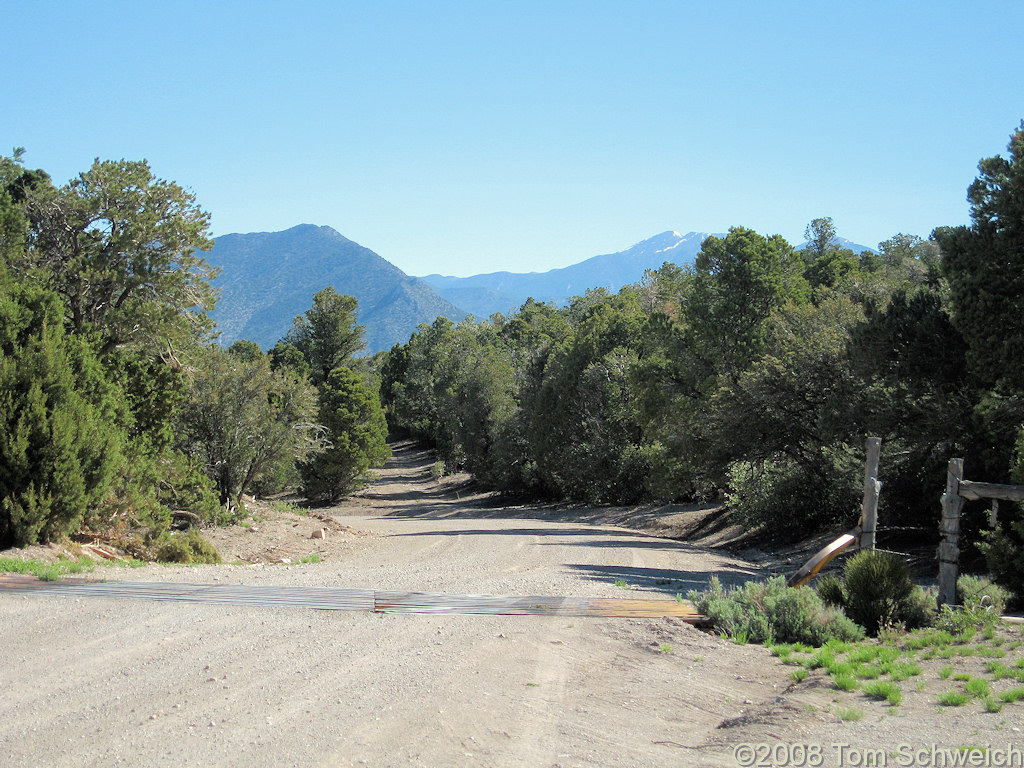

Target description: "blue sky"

left=4, top=1, right=1022, bottom=276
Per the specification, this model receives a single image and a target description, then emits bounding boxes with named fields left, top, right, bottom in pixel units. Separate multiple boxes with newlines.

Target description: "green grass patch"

left=862, top=680, right=902, bottom=705
left=877, top=646, right=902, bottom=664
left=983, top=696, right=1003, bottom=713
left=831, top=672, right=860, bottom=691
left=769, top=643, right=793, bottom=660
left=975, top=646, right=1006, bottom=658
left=938, top=689, right=971, bottom=706
left=823, top=639, right=853, bottom=654
left=997, top=687, right=1024, bottom=703
left=903, top=629, right=955, bottom=651
left=0, top=556, right=96, bottom=581
left=884, top=661, right=922, bottom=681
left=847, top=646, right=882, bottom=664
left=267, top=500, right=306, bottom=515
left=791, top=668, right=808, bottom=683
left=835, top=705, right=863, bottom=721
left=965, top=677, right=991, bottom=698
left=855, top=664, right=882, bottom=680
left=996, top=663, right=1024, bottom=682
left=984, top=661, right=1008, bottom=678
left=825, top=660, right=856, bottom=678
left=939, top=665, right=954, bottom=680
left=804, top=648, right=837, bottom=670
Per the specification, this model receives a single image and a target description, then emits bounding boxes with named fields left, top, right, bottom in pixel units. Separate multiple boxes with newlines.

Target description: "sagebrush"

left=689, top=575, right=864, bottom=646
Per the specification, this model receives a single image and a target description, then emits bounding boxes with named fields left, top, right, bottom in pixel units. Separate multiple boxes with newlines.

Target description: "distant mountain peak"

left=205, top=224, right=464, bottom=354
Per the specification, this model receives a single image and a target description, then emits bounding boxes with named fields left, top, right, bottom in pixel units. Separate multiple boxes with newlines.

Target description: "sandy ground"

left=1, top=442, right=1022, bottom=767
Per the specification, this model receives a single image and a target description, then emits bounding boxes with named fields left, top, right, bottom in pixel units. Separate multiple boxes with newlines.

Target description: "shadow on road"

left=341, top=440, right=755, bottom=561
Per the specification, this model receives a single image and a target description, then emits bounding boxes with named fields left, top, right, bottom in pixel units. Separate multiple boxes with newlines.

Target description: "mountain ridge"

left=419, top=230, right=717, bottom=317
left=206, top=225, right=877, bottom=353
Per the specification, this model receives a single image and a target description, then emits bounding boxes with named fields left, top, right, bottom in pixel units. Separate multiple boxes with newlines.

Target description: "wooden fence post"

left=938, top=458, right=965, bottom=607
left=859, top=437, right=882, bottom=551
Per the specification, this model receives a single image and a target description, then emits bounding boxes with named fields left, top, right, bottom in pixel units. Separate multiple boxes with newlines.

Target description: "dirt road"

left=1, top=443, right=1020, bottom=766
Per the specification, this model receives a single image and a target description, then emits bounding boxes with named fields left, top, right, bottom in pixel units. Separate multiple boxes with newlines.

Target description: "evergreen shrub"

left=0, top=280, right=126, bottom=547
left=815, top=573, right=845, bottom=608
left=818, top=550, right=932, bottom=635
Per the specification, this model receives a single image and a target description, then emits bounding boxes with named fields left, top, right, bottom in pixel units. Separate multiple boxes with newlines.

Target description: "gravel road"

left=2, top=443, right=1021, bottom=767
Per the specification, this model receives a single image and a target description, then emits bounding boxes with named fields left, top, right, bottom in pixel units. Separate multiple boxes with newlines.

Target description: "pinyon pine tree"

left=300, top=366, right=390, bottom=502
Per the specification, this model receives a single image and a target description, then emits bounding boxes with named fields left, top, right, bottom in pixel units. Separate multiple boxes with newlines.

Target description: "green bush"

left=834, top=550, right=932, bottom=635
left=0, top=279, right=127, bottom=547
left=932, top=602, right=1000, bottom=638
left=977, top=517, right=1023, bottom=610
left=815, top=573, right=845, bottom=607
left=688, top=575, right=864, bottom=646
left=957, top=574, right=1011, bottom=614
left=109, top=448, right=223, bottom=531
left=725, top=453, right=860, bottom=534
left=153, top=530, right=221, bottom=564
